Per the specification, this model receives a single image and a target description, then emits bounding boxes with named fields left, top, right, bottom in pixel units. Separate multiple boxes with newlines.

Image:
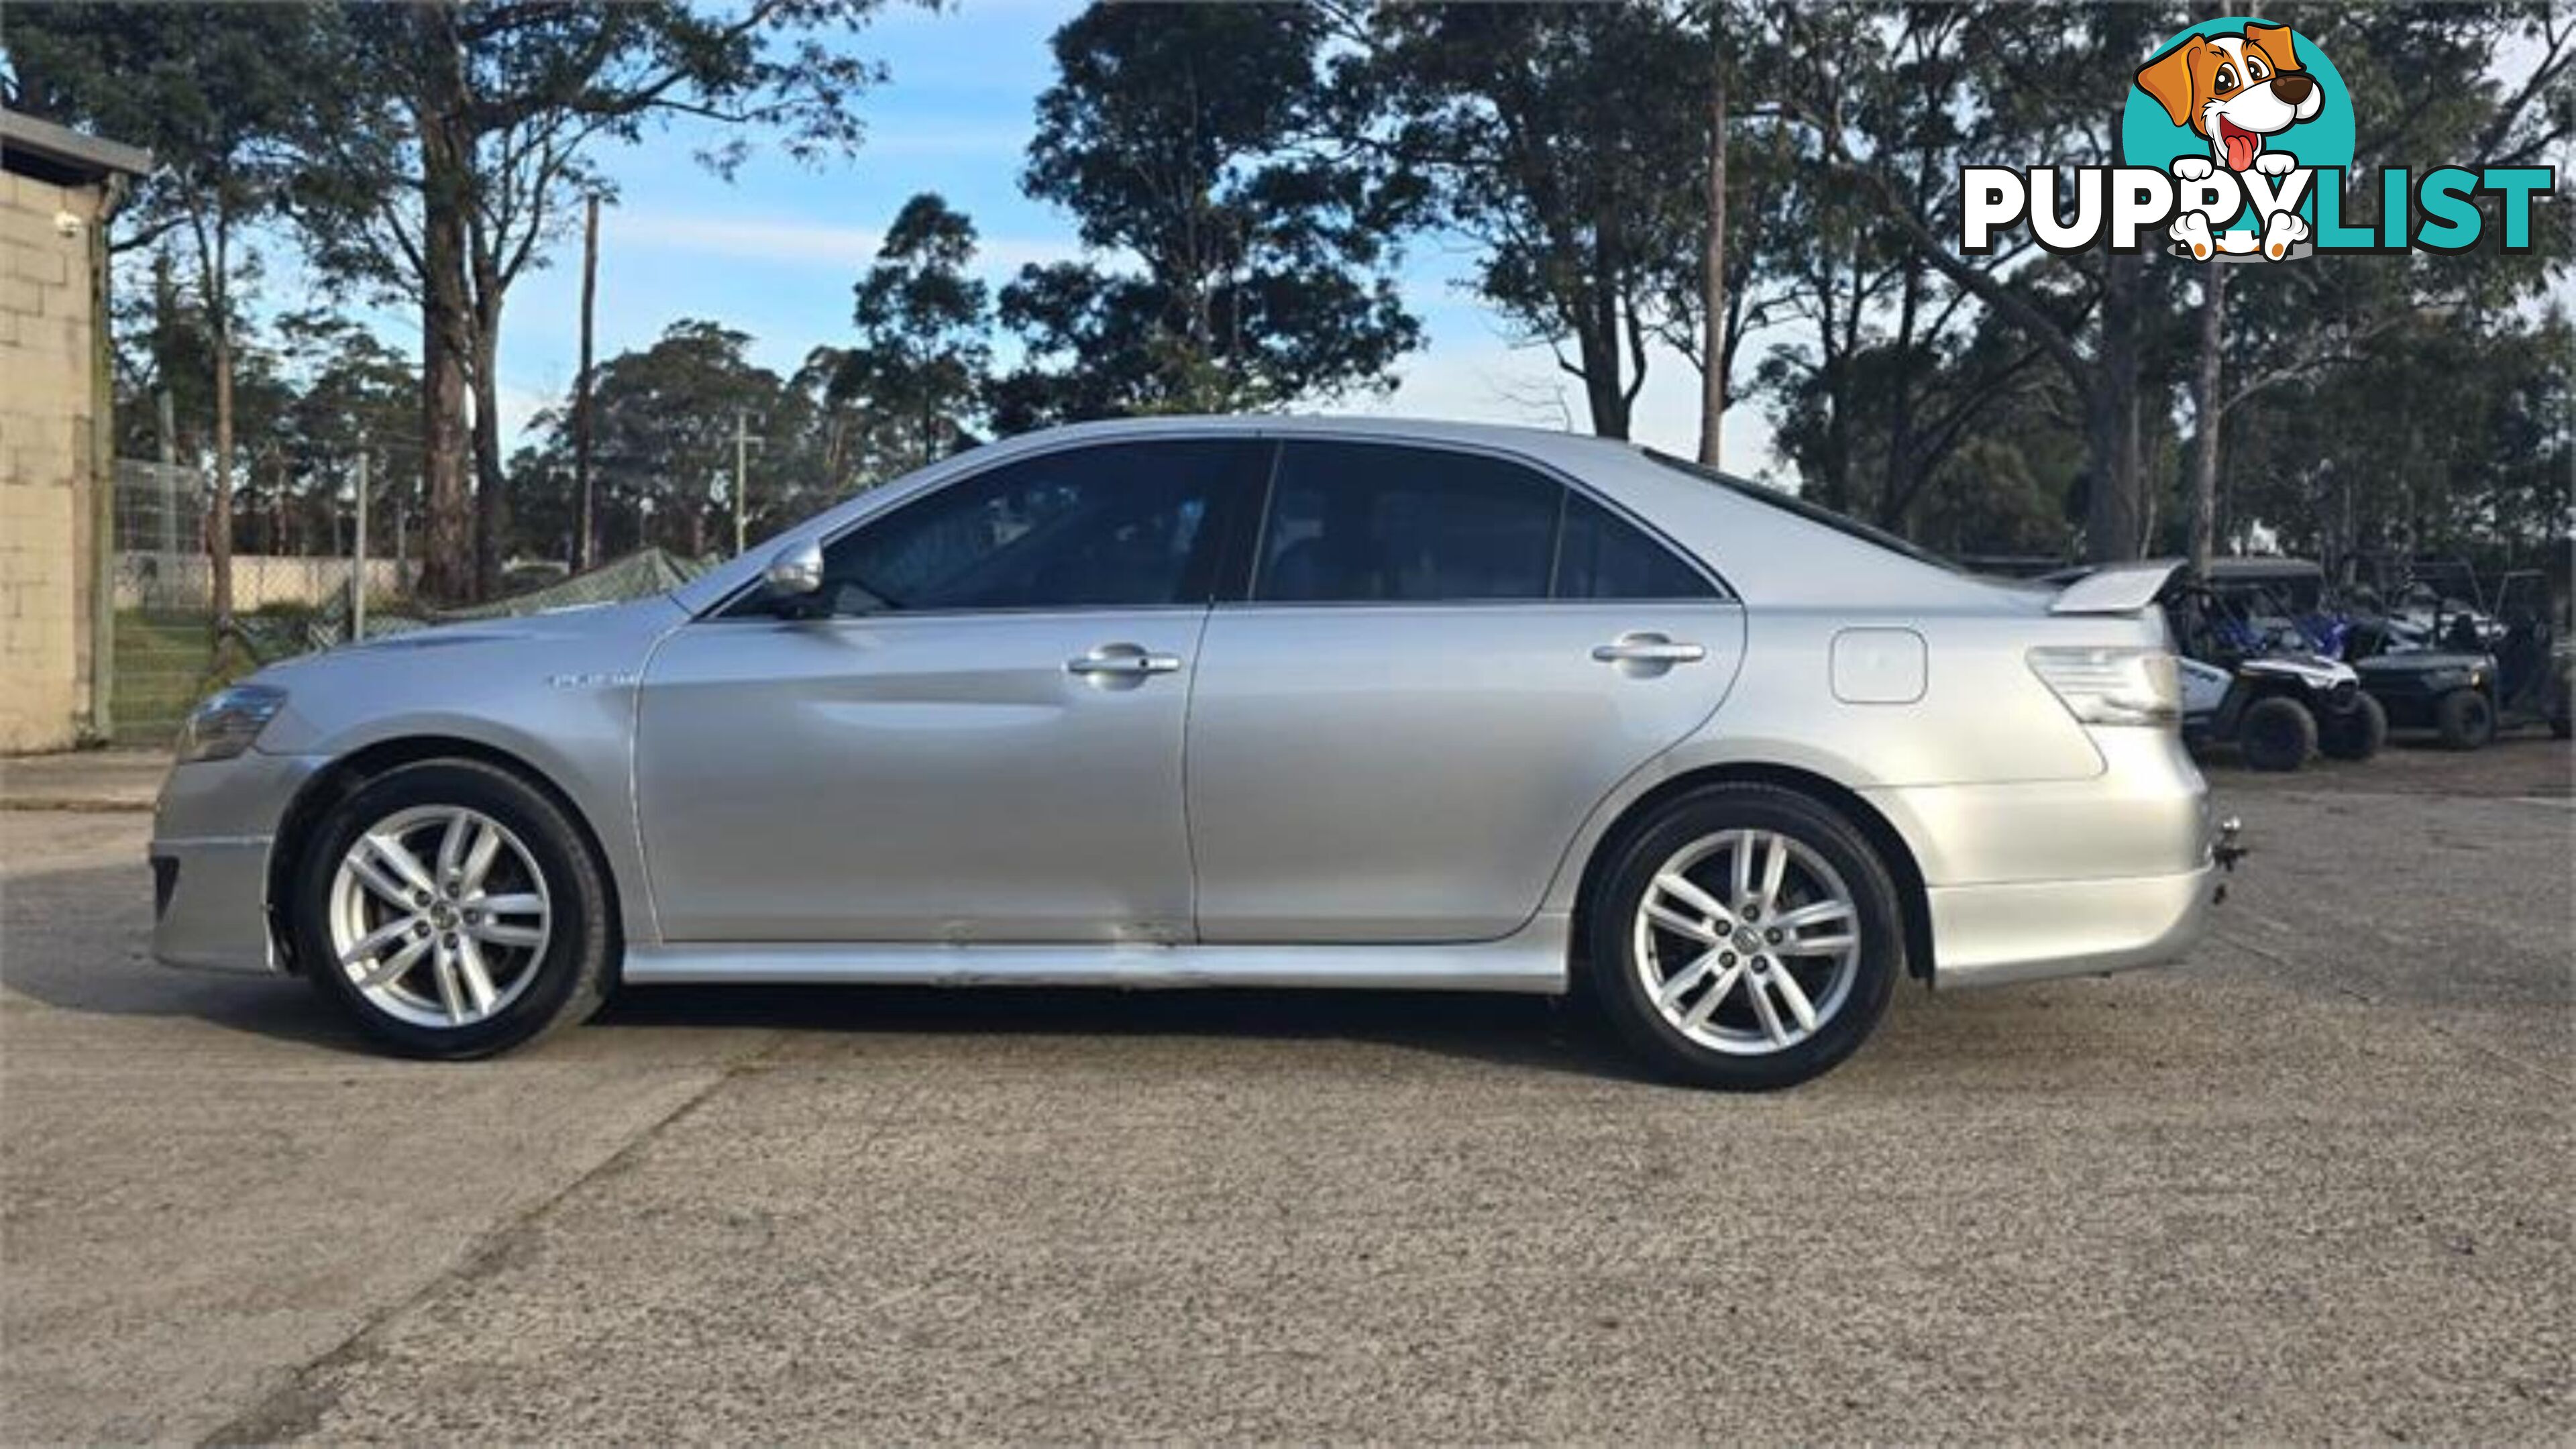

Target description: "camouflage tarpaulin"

left=431, top=549, right=714, bottom=623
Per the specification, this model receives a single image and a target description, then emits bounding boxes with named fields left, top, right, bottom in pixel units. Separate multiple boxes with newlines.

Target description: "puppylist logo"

left=1960, top=19, right=2555, bottom=262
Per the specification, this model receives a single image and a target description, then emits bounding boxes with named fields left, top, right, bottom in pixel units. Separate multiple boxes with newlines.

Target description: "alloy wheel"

left=326, top=804, right=553, bottom=1029
left=1630, top=828, right=1863, bottom=1056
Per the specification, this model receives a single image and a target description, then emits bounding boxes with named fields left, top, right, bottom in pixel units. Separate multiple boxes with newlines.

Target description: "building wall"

left=0, top=172, right=101, bottom=753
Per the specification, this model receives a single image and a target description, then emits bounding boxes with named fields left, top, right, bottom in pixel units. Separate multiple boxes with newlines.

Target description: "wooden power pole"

left=574, top=194, right=600, bottom=572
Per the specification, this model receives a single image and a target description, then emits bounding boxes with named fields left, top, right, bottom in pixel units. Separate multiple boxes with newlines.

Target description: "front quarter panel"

left=250, top=598, right=686, bottom=946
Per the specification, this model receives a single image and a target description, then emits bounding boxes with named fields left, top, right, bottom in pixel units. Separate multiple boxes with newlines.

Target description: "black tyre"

left=2238, top=695, right=2317, bottom=772
left=291, top=758, right=615, bottom=1059
left=2434, top=688, right=2496, bottom=751
left=1587, top=784, right=1902, bottom=1091
left=2318, top=692, right=2387, bottom=761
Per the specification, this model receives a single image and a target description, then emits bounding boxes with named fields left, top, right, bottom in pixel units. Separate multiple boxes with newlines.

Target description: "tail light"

left=2027, top=646, right=2181, bottom=727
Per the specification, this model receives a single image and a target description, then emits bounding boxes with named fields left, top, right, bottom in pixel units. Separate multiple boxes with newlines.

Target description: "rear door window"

left=1250, top=441, right=1713, bottom=603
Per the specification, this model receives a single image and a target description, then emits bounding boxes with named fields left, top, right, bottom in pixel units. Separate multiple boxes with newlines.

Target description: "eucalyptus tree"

left=826, top=193, right=991, bottom=470
left=5, top=2, right=324, bottom=619
left=294, top=1, right=897, bottom=600
left=991, top=3, right=1419, bottom=431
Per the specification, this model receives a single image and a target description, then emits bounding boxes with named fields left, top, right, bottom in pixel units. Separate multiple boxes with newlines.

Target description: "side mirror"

left=762, top=539, right=824, bottom=600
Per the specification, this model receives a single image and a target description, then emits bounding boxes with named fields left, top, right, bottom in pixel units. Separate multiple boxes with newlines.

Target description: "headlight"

left=2027, top=646, right=2181, bottom=727
left=175, top=684, right=288, bottom=763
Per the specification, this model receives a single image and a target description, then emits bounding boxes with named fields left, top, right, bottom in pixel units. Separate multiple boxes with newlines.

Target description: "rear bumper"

left=1862, top=729, right=2226, bottom=988
left=1925, top=863, right=2219, bottom=988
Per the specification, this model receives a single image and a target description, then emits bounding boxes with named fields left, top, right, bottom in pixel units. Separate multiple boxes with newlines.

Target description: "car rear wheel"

left=2318, top=693, right=2387, bottom=761
left=1588, top=784, right=1901, bottom=1090
left=2435, top=688, right=2496, bottom=750
left=2239, top=696, right=2316, bottom=771
left=292, top=759, right=613, bottom=1059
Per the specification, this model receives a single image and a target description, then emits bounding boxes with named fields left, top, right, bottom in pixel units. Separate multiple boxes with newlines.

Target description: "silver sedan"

left=151, top=417, right=2224, bottom=1088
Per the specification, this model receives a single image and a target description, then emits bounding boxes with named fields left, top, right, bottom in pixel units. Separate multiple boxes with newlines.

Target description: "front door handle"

left=1592, top=635, right=1707, bottom=665
left=1067, top=645, right=1183, bottom=678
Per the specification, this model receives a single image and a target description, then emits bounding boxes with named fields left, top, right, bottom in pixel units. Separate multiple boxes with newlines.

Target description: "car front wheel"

left=1588, top=784, right=1902, bottom=1090
left=292, top=759, right=614, bottom=1058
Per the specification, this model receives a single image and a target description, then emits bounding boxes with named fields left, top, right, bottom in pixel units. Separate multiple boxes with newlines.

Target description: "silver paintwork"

left=150, top=415, right=2218, bottom=1015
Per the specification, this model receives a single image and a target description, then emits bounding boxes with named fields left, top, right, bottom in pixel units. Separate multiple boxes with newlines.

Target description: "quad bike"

left=2350, top=571, right=2571, bottom=749
left=2168, top=584, right=2381, bottom=770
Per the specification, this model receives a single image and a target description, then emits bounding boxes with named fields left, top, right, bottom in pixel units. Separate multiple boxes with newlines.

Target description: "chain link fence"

left=111, top=458, right=417, bottom=743
left=107, top=458, right=710, bottom=745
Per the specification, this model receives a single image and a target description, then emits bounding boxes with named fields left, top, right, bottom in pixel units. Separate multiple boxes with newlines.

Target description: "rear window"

left=1641, top=450, right=1962, bottom=574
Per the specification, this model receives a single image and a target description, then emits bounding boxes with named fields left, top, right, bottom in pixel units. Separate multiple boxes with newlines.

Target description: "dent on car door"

left=1186, top=439, right=1744, bottom=944
left=633, top=439, right=1266, bottom=944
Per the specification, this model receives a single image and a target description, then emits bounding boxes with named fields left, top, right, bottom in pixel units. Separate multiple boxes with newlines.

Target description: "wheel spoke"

left=364, top=833, right=437, bottom=896
left=1770, top=899, right=1852, bottom=932
left=1682, top=962, right=1745, bottom=1029
left=460, top=826, right=505, bottom=895
left=472, top=892, right=543, bottom=918
left=1777, top=933, right=1856, bottom=957
left=338, top=917, right=419, bottom=968
left=466, top=920, right=545, bottom=950
left=1643, top=900, right=1722, bottom=943
left=1767, top=963, right=1819, bottom=1031
left=430, top=943, right=466, bottom=1023
left=353, top=934, right=431, bottom=990
left=434, top=812, right=472, bottom=885
left=1729, top=831, right=1756, bottom=905
left=1748, top=972, right=1790, bottom=1044
left=454, top=937, right=499, bottom=1016
left=1757, top=835, right=1790, bottom=913
left=1654, top=949, right=1721, bottom=1008
left=345, top=851, right=417, bottom=910
left=1652, top=871, right=1733, bottom=928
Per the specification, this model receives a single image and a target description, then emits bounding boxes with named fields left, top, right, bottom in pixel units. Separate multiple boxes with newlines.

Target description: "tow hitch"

left=2212, top=815, right=2246, bottom=904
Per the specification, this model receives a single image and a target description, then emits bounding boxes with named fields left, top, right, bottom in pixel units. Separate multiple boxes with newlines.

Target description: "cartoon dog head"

left=2135, top=21, right=2323, bottom=172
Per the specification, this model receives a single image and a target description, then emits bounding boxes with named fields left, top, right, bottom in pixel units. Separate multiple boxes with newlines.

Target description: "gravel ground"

left=2, top=741, right=2568, bottom=1443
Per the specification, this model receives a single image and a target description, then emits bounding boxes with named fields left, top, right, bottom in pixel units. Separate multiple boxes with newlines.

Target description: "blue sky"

left=432, top=0, right=1775, bottom=474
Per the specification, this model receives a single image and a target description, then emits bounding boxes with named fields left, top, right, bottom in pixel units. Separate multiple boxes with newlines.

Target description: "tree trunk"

left=414, top=31, right=476, bottom=604
left=2084, top=248, right=2145, bottom=562
left=1696, top=27, right=1727, bottom=467
left=2188, top=262, right=2225, bottom=575
left=470, top=290, right=509, bottom=598
left=209, top=301, right=235, bottom=624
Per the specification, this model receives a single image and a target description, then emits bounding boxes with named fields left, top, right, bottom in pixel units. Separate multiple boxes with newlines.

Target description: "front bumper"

left=151, top=836, right=278, bottom=974
left=149, top=751, right=323, bottom=976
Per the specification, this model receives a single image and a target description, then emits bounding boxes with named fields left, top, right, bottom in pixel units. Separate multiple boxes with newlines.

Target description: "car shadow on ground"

left=2, top=855, right=1661, bottom=1081
left=592, top=979, right=1658, bottom=1083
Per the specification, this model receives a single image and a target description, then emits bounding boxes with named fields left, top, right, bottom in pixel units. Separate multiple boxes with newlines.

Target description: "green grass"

left=110, top=611, right=256, bottom=745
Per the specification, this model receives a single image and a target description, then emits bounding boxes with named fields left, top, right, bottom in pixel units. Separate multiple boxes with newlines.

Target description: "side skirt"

left=623, top=913, right=1570, bottom=994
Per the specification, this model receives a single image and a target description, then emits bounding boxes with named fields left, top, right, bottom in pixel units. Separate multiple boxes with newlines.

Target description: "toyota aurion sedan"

left=152, top=417, right=2226, bottom=1088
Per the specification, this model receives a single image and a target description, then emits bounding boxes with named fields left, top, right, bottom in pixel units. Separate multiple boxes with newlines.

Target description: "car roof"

left=669, top=413, right=2026, bottom=616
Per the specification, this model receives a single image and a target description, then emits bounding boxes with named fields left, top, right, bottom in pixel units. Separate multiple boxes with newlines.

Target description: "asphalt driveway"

left=2, top=744, right=2567, bottom=1442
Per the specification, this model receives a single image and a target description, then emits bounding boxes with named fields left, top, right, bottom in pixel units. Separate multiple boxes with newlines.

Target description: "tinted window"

left=1558, top=494, right=1716, bottom=599
left=1255, top=442, right=1558, bottom=602
left=796, top=441, right=1254, bottom=614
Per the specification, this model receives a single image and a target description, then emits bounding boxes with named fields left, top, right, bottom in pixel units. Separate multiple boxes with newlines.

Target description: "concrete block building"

left=0, top=111, right=150, bottom=752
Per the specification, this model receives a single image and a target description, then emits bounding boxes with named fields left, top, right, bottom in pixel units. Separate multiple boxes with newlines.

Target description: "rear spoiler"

left=2049, top=559, right=2186, bottom=615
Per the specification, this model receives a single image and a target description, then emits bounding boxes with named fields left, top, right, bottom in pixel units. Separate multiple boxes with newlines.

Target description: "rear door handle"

left=1067, top=646, right=1183, bottom=678
left=1592, top=636, right=1707, bottom=665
